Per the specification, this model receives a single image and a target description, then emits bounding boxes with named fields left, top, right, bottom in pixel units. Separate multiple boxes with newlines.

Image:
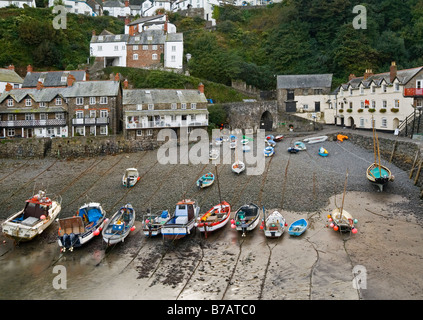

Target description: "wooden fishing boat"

left=102, top=204, right=136, bottom=245
left=318, top=147, right=328, bottom=157
left=196, top=172, right=215, bottom=188
left=197, top=201, right=231, bottom=237
left=303, top=136, right=328, bottom=144
left=122, top=168, right=140, bottom=188
left=367, top=117, right=394, bottom=191
left=161, top=199, right=200, bottom=240
left=264, top=146, right=274, bottom=157
left=274, top=134, right=284, bottom=142
left=231, top=203, right=260, bottom=237
left=142, top=209, right=171, bottom=237
left=288, top=218, right=307, bottom=236
left=261, top=210, right=287, bottom=238
left=57, top=202, right=106, bottom=252
left=2, top=190, right=62, bottom=242
left=328, top=169, right=358, bottom=234
left=329, top=208, right=357, bottom=234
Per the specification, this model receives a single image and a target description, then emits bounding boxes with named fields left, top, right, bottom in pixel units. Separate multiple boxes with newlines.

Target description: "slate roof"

left=0, top=68, right=24, bottom=84
left=127, top=14, right=166, bottom=27
left=127, top=30, right=165, bottom=45
left=22, top=70, right=86, bottom=88
left=344, top=67, right=423, bottom=89
left=0, top=81, right=120, bottom=103
left=91, top=32, right=130, bottom=43
left=277, top=74, right=333, bottom=89
left=123, top=88, right=207, bottom=105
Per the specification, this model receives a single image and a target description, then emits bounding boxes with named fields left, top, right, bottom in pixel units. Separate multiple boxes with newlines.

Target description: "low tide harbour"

left=0, top=134, right=422, bottom=301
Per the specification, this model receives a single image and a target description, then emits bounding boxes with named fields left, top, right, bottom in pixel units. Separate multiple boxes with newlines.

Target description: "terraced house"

left=122, top=83, right=208, bottom=140
left=0, top=65, right=23, bottom=94
left=0, top=78, right=122, bottom=138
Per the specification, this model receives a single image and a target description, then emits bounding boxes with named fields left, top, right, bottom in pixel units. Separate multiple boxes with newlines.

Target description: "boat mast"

left=215, top=164, right=223, bottom=209
left=340, top=168, right=348, bottom=221
left=375, top=131, right=382, bottom=177
left=372, top=116, right=377, bottom=164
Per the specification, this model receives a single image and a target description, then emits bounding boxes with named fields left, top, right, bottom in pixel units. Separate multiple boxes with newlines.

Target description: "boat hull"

left=102, top=205, right=135, bottom=245
left=288, top=219, right=307, bottom=236
left=197, top=202, right=231, bottom=234
left=234, top=203, right=260, bottom=237
left=2, top=202, right=61, bottom=242
left=162, top=220, right=196, bottom=240
left=366, top=163, right=394, bottom=191
left=263, top=211, right=285, bottom=238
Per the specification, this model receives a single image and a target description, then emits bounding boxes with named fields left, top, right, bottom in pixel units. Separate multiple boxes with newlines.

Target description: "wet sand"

left=0, top=135, right=422, bottom=300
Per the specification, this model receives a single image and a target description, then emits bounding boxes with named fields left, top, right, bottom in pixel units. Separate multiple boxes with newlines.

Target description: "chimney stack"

left=348, top=74, right=356, bottom=81
left=114, top=73, right=120, bottom=81
left=198, top=82, right=204, bottom=94
left=7, top=64, right=15, bottom=71
left=164, top=14, right=168, bottom=33
left=27, top=64, right=33, bottom=74
left=125, top=0, right=129, bottom=7
left=363, top=69, right=373, bottom=80
left=67, top=74, right=75, bottom=87
left=123, top=79, right=129, bottom=89
left=390, top=61, right=397, bottom=83
left=36, top=81, right=44, bottom=90
left=92, top=30, right=96, bottom=36
left=125, top=16, right=131, bottom=26
left=5, top=83, right=12, bottom=92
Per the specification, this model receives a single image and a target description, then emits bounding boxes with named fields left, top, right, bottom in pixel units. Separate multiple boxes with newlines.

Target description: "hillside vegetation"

left=173, top=0, right=423, bottom=89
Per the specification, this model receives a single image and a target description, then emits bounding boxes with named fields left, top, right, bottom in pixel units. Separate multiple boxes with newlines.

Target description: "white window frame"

left=381, top=117, right=387, bottom=128
left=7, top=99, right=14, bottom=107
left=148, top=104, right=154, bottom=110
left=136, top=130, right=143, bottom=136
left=395, top=100, right=400, bottom=108
left=55, top=97, right=62, bottom=105
left=142, top=45, right=148, bottom=50
left=133, top=45, right=139, bottom=50
left=90, top=97, right=96, bottom=105
left=181, top=103, right=186, bottom=109
left=76, top=110, right=84, bottom=118
left=100, top=109, right=108, bottom=118
left=76, top=97, right=84, bottom=105
left=171, top=103, right=177, bottom=110
left=133, top=54, right=138, bottom=60
left=40, top=102, right=46, bottom=108
left=147, top=129, right=153, bottom=136
left=190, top=103, right=196, bottom=109
left=152, top=53, right=158, bottom=60
left=100, top=126, right=107, bottom=135
left=100, top=97, right=108, bottom=104
left=25, top=98, right=32, bottom=107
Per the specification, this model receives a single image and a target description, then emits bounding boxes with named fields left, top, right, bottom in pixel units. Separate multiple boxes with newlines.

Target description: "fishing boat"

left=196, top=172, right=215, bottom=188
left=261, top=210, right=287, bottom=238
left=197, top=201, right=231, bottom=237
left=232, top=160, right=245, bottom=174
left=266, top=135, right=274, bottom=141
left=318, top=147, right=328, bottom=157
left=288, top=218, right=308, bottom=236
left=287, top=146, right=300, bottom=153
left=266, top=139, right=276, bottom=147
left=122, top=168, right=140, bottom=188
left=161, top=199, right=200, bottom=240
left=242, top=145, right=251, bottom=153
left=367, top=117, right=394, bottom=191
left=264, top=146, right=274, bottom=157
left=328, top=169, right=358, bottom=234
left=241, top=138, right=249, bottom=145
left=231, top=203, right=260, bottom=237
left=215, top=137, right=223, bottom=145
left=102, top=204, right=136, bottom=245
left=57, top=202, right=106, bottom=252
left=142, top=209, right=171, bottom=237
left=274, top=134, right=284, bottom=142
left=2, top=190, right=62, bottom=242
left=303, top=136, right=328, bottom=144
left=209, top=148, right=220, bottom=160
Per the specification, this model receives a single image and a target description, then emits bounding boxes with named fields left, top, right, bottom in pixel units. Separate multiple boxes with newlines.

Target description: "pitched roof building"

left=0, top=65, right=23, bottom=93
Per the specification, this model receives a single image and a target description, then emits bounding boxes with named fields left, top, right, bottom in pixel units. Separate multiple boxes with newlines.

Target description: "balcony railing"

left=126, top=120, right=208, bottom=129
left=0, top=119, right=66, bottom=127
left=404, top=88, right=423, bottom=97
left=72, top=117, right=109, bottom=125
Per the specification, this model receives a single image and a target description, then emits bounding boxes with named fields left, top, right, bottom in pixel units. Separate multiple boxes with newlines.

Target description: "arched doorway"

left=260, top=111, right=273, bottom=131
left=393, top=118, right=399, bottom=130
left=347, top=116, right=355, bottom=129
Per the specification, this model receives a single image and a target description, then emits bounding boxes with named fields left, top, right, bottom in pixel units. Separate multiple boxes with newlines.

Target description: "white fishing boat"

left=197, top=201, right=231, bottom=237
left=102, top=204, right=136, bottom=245
left=261, top=210, right=287, bottom=238
left=209, top=148, right=220, bottom=160
left=142, top=209, right=171, bottom=237
left=162, top=199, right=200, bottom=240
left=2, top=190, right=62, bottom=242
left=122, top=168, right=140, bottom=188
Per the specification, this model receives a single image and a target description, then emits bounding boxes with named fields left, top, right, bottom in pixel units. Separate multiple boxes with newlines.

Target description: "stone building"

left=122, top=83, right=208, bottom=140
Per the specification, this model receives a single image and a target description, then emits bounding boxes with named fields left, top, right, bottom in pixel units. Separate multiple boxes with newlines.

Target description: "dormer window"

left=134, top=36, right=140, bottom=41
left=115, top=35, right=121, bottom=40
left=7, top=98, right=14, bottom=107
left=98, top=36, right=103, bottom=41
left=25, top=98, right=32, bottom=107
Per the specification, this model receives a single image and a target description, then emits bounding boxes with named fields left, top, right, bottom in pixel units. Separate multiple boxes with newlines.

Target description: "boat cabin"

left=13, top=195, right=52, bottom=225
left=168, top=200, right=195, bottom=225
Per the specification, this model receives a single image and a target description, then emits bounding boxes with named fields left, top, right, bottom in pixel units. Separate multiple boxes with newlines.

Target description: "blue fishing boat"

left=288, top=218, right=308, bottom=236
left=294, top=141, right=306, bottom=150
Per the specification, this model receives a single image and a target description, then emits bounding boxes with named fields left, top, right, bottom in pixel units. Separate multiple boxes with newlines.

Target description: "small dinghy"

left=2, top=190, right=62, bottom=242
left=209, top=148, right=220, bottom=160
left=231, top=203, right=260, bottom=237
left=232, top=160, right=245, bottom=174
left=294, top=141, right=306, bottom=150
left=303, top=136, right=328, bottom=144
left=318, top=147, right=328, bottom=157
left=274, top=134, right=284, bottom=142
left=102, top=204, right=136, bottom=245
left=162, top=199, right=200, bottom=240
left=264, top=146, right=275, bottom=157
left=266, top=139, right=276, bottom=147
left=288, top=218, right=308, bottom=236
left=215, top=137, right=223, bottom=145
left=197, top=201, right=231, bottom=237
left=196, top=172, right=215, bottom=188
left=242, top=145, right=251, bottom=153
left=57, top=202, right=106, bottom=252
left=288, top=146, right=300, bottom=153
left=266, top=135, right=274, bottom=141
left=261, top=209, right=287, bottom=238
left=241, top=139, right=249, bottom=145
left=122, top=168, right=140, bottom=188
left=142, top=209, right=171, bottom=237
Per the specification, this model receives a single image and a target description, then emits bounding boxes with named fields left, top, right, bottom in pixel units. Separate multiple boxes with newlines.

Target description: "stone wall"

left=0, top=138, right=49, bottom=159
